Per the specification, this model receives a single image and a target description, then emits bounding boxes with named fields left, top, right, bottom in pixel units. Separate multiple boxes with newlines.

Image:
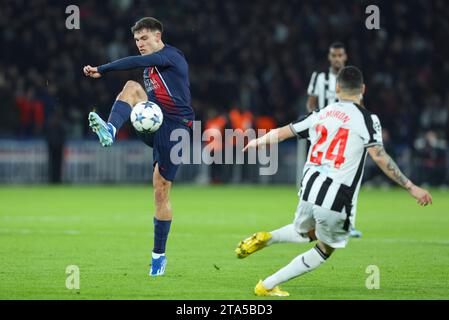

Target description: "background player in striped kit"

left=306, top=42, right=347, bottom=112
left=83, top=17, right=194, bottom=277
left=236, top=66, right=432, bottom=297
left=306, top=42, right=363, bottom=238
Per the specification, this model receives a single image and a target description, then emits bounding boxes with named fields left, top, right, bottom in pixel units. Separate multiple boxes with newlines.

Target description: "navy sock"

left=153, top=217, right=172, bottom=254
left=107, top=100, right=132, bottom=134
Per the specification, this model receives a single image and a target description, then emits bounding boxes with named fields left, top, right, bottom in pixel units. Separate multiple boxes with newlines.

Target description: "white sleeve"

left=289, top=112, right=316, bottom=139
left=362, top=114, right=383, bottom=147
left=307, top=72, right=319, bottom=97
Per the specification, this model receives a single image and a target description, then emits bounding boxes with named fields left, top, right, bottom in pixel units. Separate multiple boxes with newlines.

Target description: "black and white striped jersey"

left=289, top=101, right=383, bottom=229
left=307, top=68, right=338, bottom=110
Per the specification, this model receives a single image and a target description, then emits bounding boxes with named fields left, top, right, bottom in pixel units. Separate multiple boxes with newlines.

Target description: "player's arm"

left=83, top=52, right=170, bottom=78
left=306, top=72, right=319, bottom=112
left=242, top=125, right=295, bottom=151
left=367, top=145, right=433, bottom=206
left=306, top=96, right=318, bottom=113
left=243, top=113, right=314, bottom=151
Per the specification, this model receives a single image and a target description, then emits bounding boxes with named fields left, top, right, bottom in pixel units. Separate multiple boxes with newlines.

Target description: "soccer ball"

left=130, top=101, right=163, bottom=133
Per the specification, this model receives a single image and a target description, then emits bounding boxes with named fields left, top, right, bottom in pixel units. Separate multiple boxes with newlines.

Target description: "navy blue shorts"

left=136, top=116, right=191, bottom=182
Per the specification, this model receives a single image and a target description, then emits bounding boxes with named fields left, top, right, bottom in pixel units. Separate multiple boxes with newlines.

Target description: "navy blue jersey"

left=98, top=44, right=194, bottom=126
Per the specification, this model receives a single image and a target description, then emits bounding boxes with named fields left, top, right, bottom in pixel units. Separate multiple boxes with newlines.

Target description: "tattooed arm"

left=368, top=145, right=410, bottom=187
left=368, top=145, right=433, bottom=206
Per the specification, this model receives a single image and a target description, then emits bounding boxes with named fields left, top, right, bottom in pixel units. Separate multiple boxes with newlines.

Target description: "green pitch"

left=0, top=185, right=448, bottom=300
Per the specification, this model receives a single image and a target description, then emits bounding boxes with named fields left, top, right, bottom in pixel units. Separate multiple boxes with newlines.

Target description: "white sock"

left=263, top=245, right=328, bottom=289
left=152, top=252, right=165, bottom=259
left=268, top=224, right=310, bottom=245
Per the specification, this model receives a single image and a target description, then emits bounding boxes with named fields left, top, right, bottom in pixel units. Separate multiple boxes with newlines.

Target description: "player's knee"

left=316, top=241, right=334, bottom=257
left=118, top=81, right=145, bottom=105
left=308, top=229, right=317, bottom=241
left=123, top=80, right=141, bottom=92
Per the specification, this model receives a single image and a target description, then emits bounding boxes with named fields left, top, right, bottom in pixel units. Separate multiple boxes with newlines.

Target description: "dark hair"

left=336, top=66, right=364, bottom=94
left=329, top=41, right=345, bottom=50
left=131, top=17, right=163, bottom=34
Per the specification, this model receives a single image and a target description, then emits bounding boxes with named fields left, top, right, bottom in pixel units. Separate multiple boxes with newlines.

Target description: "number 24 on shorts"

left=310, top=125, right=349, bottom=168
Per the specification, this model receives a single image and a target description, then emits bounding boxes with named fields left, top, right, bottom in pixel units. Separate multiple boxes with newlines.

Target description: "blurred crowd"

left=1, top=0, right=448, bottom=185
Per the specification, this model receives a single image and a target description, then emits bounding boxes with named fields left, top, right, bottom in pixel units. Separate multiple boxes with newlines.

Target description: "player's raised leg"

left=150, top=163, right=172, bottom=276
left=255, top=240, right=334, bottom=297
left=235, top=231, right=272, bottom=259
left=235, top=226, right=315, bottom=259
left=89, top=80, right=147, bottom=146
left=269, top=225, right=316, bottom=244
left=236, top=201, right=317, bottom=259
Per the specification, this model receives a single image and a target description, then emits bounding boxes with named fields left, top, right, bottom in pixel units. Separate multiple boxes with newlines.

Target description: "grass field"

left=0, top=185, right=448, bottom=300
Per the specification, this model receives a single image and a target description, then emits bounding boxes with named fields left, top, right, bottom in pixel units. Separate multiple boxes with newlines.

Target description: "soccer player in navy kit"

left=83, top=17, right=193, bottom=276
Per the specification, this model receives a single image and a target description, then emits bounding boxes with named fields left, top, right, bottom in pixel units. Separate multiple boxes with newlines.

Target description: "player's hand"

left=242, top=138, right=259, bottom=152
left=83, top=65, right=102, bottom=78
left=408, top=184, right=433, bottom=206
left=242, top=139, right=257, bottom=152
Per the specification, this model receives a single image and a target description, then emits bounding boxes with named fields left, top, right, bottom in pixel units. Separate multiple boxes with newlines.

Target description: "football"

left=130, top=101, right=163, bottom=133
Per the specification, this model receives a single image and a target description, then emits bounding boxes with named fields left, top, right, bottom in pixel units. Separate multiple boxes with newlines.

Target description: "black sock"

left=153, top=217, right=172, bottom=254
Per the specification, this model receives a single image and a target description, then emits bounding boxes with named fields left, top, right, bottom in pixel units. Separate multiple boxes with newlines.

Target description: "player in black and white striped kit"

left=236, top=66, right=432, bottom=297
left=306, top=42, right=347, bottom=112
left=306, top=42, right=363, bottom=238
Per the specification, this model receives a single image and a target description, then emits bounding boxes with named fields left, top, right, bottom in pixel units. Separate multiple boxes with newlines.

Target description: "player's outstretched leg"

left=269, top=224, right=315, bottom=244
left=235, top=225, right=314, bottom=259
left=235, top=232, right=272, bottom=259
left=255, top=241, right=333, bottom=297
left=89, top=80, right=146, bottom=147
left=150, top=164, right=172, bottom=276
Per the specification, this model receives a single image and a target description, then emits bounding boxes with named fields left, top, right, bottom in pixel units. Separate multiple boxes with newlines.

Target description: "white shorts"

left=293, top=200, right=352, bottom=249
